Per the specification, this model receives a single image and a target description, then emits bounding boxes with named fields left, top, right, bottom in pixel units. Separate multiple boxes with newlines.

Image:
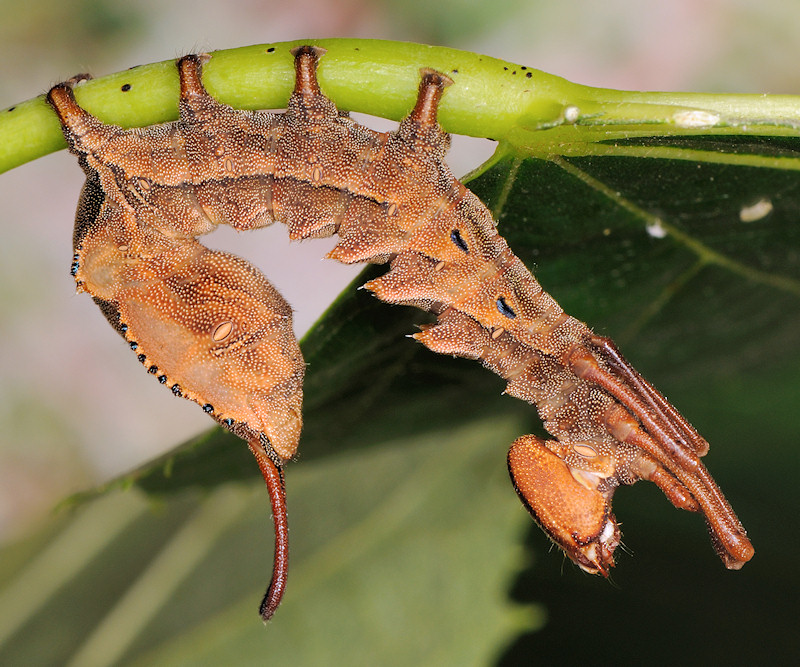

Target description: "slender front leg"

left=567, top=340, right=754, bottom=569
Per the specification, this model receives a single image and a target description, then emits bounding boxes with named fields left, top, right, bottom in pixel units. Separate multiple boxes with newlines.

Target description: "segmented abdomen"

left=56, top=49, right=604, bottom=468
left=114, top=92, right=590, bottom=373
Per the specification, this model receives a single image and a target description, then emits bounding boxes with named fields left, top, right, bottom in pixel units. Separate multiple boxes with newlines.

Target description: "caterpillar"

left=46, top=45, right=754, bottom=622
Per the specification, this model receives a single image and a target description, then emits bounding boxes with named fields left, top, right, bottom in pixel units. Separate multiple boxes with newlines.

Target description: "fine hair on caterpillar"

left=46, top=44, right=754, bottom=622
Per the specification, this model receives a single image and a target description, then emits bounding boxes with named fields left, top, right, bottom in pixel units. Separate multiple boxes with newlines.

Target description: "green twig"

left=3, top=38, right=800, bottom=175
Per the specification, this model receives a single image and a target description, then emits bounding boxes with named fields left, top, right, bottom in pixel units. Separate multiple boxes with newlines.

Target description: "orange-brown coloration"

left=47, top=45, right=753, bottom=621
left=508, top=436, right=619, bottom=575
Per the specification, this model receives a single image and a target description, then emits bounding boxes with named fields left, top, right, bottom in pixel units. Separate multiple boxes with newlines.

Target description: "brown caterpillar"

left=46, top=45, right=754, bottom=622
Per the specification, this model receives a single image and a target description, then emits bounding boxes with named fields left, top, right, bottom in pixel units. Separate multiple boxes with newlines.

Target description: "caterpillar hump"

left=46, top=44, right=753, bottom=621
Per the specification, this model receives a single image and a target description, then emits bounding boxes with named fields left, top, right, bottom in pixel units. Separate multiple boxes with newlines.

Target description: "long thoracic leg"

left=568, top=341, right=754, bottom=569
left=605, top=404, right=753, bottom=568
left=589, top=335, right=710, bottom=455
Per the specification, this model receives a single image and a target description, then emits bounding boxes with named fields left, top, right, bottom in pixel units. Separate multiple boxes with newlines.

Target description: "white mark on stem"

left=563, top=105, right=580, bottom=124
left=673, top=110, right=720, bottom=129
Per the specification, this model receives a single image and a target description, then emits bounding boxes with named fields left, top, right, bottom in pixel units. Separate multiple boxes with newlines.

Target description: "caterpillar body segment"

left=47, top=45, right=753, bottom=621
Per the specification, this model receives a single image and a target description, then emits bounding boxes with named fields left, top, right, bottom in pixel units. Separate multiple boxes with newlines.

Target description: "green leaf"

left=2, top=39, right=799, bottom=664
left=0, top=420, right=537, bottom=666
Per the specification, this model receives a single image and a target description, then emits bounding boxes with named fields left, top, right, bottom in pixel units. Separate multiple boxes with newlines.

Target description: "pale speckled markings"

left=46, top=44, right=753, bottom=623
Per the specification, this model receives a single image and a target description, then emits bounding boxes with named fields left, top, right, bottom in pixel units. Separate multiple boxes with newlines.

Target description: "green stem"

left=3, top=38, right=800, bottom=175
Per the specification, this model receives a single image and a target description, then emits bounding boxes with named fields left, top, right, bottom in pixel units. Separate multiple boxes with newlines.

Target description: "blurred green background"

left=1, top=1, right=799, bottom=665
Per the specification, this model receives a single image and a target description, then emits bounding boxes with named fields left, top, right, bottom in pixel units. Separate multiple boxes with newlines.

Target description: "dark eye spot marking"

left=450, top=229, right=468, bottom=252
left=497, top=296, right=517, bottom=319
